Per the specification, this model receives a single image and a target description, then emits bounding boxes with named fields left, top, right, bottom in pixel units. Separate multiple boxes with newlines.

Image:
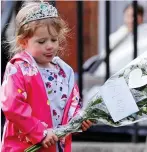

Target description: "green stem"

left=24, top=144, right=41, bottom=152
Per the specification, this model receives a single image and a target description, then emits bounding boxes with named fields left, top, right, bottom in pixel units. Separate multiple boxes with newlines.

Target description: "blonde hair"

left=9, top=2, right=70, bottom=57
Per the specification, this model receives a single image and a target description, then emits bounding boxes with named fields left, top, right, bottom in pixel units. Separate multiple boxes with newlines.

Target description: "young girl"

left=1, top=1, right=92, bottom=152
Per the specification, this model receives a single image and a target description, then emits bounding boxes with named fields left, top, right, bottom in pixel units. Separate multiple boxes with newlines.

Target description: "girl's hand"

left=41, top=129, right=58, bottom=148
left=81, top=120, right=93, bottom=131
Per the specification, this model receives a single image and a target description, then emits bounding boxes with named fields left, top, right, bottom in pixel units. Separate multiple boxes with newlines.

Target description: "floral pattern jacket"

left=1, top=51, right=82, bottom=152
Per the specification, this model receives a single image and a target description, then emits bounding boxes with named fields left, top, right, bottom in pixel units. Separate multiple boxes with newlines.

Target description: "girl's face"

left=25, top=26, right=59, bottom=67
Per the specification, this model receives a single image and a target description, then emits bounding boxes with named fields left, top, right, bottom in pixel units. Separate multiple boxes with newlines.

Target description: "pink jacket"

left=1, top=51, right=81, bottom=152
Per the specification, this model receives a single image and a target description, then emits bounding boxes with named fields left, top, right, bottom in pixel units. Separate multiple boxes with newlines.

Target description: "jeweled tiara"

left=22, top=2, right=58, bottom=26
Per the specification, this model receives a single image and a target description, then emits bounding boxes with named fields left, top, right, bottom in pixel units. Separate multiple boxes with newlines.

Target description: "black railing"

left=77, top=1, right=84, bottom=98
left=133, top=1, right=138, bottom=59
left=105, top=1, right=111, bottom=80
left=132, top=1, right=138, bottom=143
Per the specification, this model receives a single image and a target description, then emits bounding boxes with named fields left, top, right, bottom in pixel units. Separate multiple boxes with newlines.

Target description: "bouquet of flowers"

left=25, top=52, right=147, bottom=152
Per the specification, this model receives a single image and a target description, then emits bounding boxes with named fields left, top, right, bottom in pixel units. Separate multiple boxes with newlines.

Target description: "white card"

left=100, top=77, right=139, bottom=122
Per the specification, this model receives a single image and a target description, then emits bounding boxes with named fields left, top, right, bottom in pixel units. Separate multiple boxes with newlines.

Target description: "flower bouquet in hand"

left=25, top=52, right=147, bottom=152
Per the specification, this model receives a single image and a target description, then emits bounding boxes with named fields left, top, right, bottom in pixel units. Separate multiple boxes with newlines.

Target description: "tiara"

left=22, top=2, right=58, bottom=26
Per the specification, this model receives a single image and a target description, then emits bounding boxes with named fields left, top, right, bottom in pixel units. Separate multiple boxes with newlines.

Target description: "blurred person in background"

left=124, top=3, right=144, bottom=32
left=84, top=3, right=147, bottom=79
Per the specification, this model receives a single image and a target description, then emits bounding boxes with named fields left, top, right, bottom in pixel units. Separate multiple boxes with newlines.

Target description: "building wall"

left=56, top=1, right=98, bottom=72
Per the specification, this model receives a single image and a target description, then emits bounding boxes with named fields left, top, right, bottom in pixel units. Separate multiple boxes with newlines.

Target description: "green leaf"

left=89, top=98, right=102, bottom=107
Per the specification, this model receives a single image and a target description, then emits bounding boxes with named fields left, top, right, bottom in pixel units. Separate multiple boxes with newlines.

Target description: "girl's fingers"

left=49, top=138, right=55, bottom=145
left=42, top=139, right=52, bottom=147
left=82, top=120, right=93, bottom=131
left=82, top=121, right=90, bottom=129
left=53, top=135, right=58, bottom=142
left=42, top=143, right=49, bottom=148
left=48, top=141, right=52, bottom=146
left=86, top=120, right=93, bottom=126
left=81, top=125, right=87, bottom=131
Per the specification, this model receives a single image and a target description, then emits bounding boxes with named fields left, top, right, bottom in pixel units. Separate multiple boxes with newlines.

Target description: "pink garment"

left=1, top=51, right=81, bottom=152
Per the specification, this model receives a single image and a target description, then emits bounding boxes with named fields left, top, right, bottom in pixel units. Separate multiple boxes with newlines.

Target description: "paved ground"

left=72, top=142, right=147, bottom=152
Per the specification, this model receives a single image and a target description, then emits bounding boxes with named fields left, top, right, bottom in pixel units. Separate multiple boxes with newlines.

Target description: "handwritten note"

left=100, top=77, right=139, bottom=122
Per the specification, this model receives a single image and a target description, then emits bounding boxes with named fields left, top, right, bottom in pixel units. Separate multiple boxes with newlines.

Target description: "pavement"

left=72, top=142, right=147, bottom=152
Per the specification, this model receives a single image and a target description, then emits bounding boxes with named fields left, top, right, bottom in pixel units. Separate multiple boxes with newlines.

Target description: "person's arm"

left=1, top=63, right=47, bottom=144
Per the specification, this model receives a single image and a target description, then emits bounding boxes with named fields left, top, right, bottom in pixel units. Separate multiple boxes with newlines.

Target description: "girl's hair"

left=9, top=2, right=70, bottom=57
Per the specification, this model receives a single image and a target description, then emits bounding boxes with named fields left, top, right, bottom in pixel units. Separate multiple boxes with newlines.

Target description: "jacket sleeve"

left=68, top=83, right=83, bottom=119
left=1, top=63, right=47, bottom=144
left=73, top=86, right=82, bottom=118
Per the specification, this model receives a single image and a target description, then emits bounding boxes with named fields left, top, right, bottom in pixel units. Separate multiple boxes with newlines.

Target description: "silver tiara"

left=22, top=2, right=58, bottom=26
